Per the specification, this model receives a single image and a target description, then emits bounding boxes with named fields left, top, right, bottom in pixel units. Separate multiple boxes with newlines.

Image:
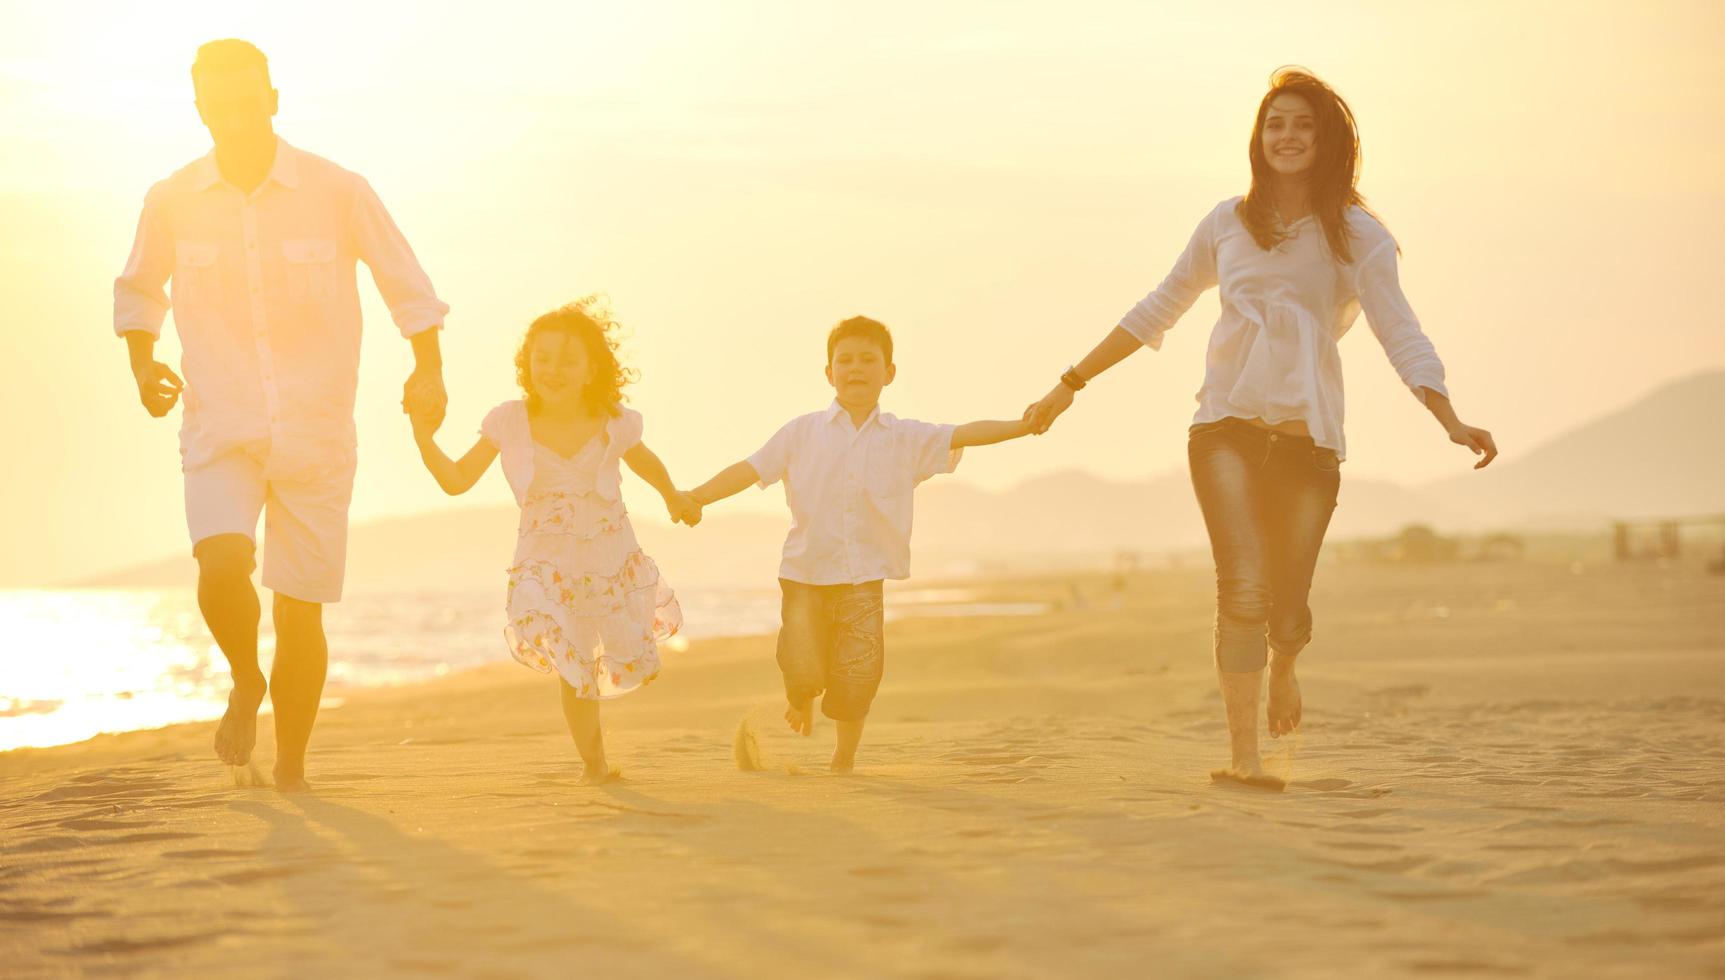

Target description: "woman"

left=1025, top=68, right=1497, bottom=790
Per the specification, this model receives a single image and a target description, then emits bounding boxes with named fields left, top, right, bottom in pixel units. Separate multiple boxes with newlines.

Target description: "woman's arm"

left=1024, top=327, right=1146, bottom=433
left=623, top=442, right=701, bottom=524
left=412, top=419, right=499, bottom=495
left=689, top=461, right=762, bottom=508
left=1026, top=208, right=1221, bottom=434
left=1420, top=389, right=1498, bottom=469
left=952, top=417, right=1035, bottom=449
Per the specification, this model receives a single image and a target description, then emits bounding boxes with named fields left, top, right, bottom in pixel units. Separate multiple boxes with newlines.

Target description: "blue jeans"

left=1187, top=419, right=1340, bottom=673
left=776, top=579, right=885, bottom=721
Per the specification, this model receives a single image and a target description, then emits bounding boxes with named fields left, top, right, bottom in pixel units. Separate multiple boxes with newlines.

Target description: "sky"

left=1, top=0, right=1722, bottom=587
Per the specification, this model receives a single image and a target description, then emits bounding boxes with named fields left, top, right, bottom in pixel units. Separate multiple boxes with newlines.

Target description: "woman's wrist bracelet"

left=1059, top=367, right=1087, bottom=392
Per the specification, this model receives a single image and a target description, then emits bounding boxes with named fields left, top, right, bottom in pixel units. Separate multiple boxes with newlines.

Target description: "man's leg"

left=195, top=534, right=265, bottom=766
left=270, top=593, right=326, bottom=791
left=258, top=452, right=355, bottom=792
left=185, top=451, right=269, bottom=767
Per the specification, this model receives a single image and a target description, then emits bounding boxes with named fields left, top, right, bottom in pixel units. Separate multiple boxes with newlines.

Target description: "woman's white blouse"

left=1119, top=197, right=1448, bottom=459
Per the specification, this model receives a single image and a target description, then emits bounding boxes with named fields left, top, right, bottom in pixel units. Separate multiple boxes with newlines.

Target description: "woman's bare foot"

left=785, top=699, right=814, bottom=736
left=1267, top=655, right=1302, bottom=739
left=215, top=673, right=267, bottom=766
left=579, top=763, right=619, bottom=786
left=1209, top=767, right=1286, bottom=791
left=273, top=768, right=311, bottom=793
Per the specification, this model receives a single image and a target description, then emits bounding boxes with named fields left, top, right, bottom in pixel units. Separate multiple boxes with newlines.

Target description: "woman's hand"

left=1023, top=383, right=1075, bottom=434
left=1448, top=423, right=1498, bottom=469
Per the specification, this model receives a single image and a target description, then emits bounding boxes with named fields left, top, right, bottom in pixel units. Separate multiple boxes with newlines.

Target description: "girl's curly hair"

left=514, top=296, right=637, bottom=416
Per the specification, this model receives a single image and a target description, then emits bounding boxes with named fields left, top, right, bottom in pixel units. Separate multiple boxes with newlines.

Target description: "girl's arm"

left=1419, top=389, right=1498, bottom=469
left=623, top=442, right=700, bottom=524
left=689, top=461, right=761, bottom=508
left=412, top=416, right=498, bottom=495
left=953, top=417, right=1035, bottom=449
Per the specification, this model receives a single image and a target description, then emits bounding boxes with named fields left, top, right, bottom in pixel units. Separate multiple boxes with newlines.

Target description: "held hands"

left=1448, top=422, right=1499, bottom=470
left=1023, top=382, right=1074, bottom=435
left=665, top=490, right=703, bottom=527
left=402, top=371, right=447, bottom=437
left=132, top=360, right=184, bottom=417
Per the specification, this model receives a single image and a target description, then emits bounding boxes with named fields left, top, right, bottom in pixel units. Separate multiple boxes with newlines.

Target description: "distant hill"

left=80, top=370, right=1722, bottom=591
left=1424, top=370, right=1725, bottom=527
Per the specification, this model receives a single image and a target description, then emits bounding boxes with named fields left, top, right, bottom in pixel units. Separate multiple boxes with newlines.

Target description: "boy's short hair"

left=192, top=39, right=272, bottom=88
left=826, top=316, right=893, bottom=365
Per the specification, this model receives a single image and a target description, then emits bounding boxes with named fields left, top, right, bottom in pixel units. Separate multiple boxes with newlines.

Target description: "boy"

left=688, top=316, right=1033, bottom=772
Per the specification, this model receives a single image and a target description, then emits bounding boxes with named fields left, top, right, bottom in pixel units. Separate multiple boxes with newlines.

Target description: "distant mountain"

left=1423, top=370, right=1725, bottom=526
left=80, top=370, right=1722, bottom=590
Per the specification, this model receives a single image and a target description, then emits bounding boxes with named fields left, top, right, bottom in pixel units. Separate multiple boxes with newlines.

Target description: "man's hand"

left=402, top=370, right=447, bottom=433
left=133, top=360, right=184, bottom=418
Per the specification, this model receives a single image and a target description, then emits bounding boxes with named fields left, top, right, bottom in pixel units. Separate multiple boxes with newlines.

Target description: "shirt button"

left=1269, top=434, right=1279, bottom=442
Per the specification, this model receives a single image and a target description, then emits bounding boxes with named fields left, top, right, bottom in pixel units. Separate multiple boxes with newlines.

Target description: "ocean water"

left=0, top=586, right=1047, bottom=751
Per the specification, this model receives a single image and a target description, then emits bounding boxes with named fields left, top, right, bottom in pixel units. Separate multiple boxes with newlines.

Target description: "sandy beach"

left=3, top=558, right=1723, bottom=978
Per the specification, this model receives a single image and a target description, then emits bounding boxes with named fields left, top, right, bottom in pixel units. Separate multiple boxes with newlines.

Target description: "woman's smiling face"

left=1261, top=92, right=1318, bottom=178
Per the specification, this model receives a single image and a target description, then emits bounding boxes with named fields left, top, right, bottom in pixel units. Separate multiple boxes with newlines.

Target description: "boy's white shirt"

left=748, top=401, right=961, bottom=585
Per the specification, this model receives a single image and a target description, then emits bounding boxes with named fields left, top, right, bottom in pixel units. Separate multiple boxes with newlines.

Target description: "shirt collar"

left=192, top=135, right=301, bottom=193
left=824, top=400, right=890, bottom=431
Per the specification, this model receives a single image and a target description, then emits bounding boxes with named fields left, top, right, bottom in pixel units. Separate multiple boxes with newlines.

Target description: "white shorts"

left=184, top=446, right=358, bottom=604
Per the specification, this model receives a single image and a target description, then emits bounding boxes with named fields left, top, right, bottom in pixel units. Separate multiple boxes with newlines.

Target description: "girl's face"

left=1261, top=92, right=1318, bottom=178
left=528, top=331, right=594, bottom=408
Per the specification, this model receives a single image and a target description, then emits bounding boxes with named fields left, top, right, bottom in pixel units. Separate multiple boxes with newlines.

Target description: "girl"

left=1025, top=68, right=1498, bottom=790
left=408, top=298, right=699, bottom=784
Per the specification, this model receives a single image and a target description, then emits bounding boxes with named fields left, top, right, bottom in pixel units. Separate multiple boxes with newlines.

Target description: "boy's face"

left=529, top=331, right=594, bottom=409
left=825, top=336, right=895, bottom=410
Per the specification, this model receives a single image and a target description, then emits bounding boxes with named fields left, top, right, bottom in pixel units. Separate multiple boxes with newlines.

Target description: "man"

left=113, top=39, right=448, bottom=791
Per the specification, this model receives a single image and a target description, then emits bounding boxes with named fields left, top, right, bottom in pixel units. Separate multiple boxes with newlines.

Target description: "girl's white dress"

left=481, top=400, right=680, bottom=699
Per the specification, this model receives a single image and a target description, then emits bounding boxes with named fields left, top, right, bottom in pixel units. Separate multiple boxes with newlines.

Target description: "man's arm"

left=689, top=461, right=762, bottom=508
left=952, top=418, right=1034, bottom=450
left=115, top=186, right=183, bottom=417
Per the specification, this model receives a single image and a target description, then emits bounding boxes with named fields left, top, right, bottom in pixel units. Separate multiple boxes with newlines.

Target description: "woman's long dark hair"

left=1238, top=67, right=1383, bottom=264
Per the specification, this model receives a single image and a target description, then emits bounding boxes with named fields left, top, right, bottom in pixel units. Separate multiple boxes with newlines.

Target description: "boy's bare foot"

left=829, top=751, right=856, bottom=775
left=1210, top=767, right=1286, bottom=792
left=215, top=673, right=267, bottom=766
left=1267, top=655, right=1302, bottom=738
left=785, top=700, right=814, bottom=736
left=579, top=763, right=619, bottom=786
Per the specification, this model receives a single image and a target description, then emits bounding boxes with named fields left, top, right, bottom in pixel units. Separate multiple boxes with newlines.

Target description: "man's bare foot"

left=579, top=763, right=619, bottom=786
left=785, top=700, right=814, bottom=736
left=1210, top=767, right=1286, bottom=792
left=214, top=673, right=267, bottom=766
left=1267, top=656, right=1302, bottom=739
left=829, top=751, right=856, bottom=775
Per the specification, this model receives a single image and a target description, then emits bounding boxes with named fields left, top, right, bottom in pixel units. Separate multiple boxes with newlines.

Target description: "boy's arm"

left=412, top=414, right=498, bottom=495
left=952, top=417, right=1034, bottom=450
left=689, top=461, right=762, bottom=507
